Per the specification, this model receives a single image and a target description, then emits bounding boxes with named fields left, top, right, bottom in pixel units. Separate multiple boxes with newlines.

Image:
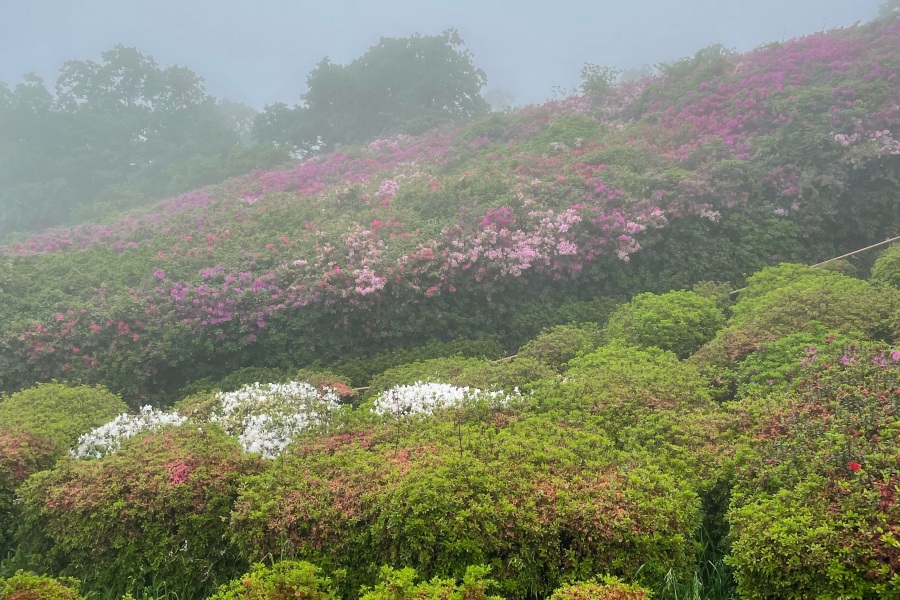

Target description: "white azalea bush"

left=372, top=381, right=520, bottom=417
left=209, top=381, right=343, bottom=458
left=71, top=405, right=187, bottom=459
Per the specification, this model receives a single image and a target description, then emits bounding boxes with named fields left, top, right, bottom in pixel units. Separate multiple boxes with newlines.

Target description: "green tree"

left=257, top=29, right=489, bottom=152
left=0, top=46, right=258, bottom=236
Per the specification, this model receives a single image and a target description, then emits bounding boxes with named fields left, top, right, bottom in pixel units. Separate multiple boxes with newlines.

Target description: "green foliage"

left=605, top=291, right=725, bottom=358
left=535, top=342, right=729, bottom=490
left=0, top=430, right=57, bottom=558
left=230, top=413, right=702, bottom=599
left=0, top=46, right=255, bottom=235
left=580, top=65, right=622, bottom=97
left=365, top=356, right=553, bottom=398
left=359, top=565, right=502, bottom=600
left=693, top=264, right=898, bottom=373
left=734, top=328, right=854, bottom=398
left=15, top=424, right=259, bottom=598
left=0, top=383, right=126, bottom=453
left=258, top=29, right=488, bottom=152
left=0, top=571, right=84, bottom=600
left=726, top=342, right=900, bottom=598
left=331, top=338, right=505, bottom=388
left=517, top=323, right=604, bottom=371
left=366, top=357, right=487, bottom=396
left=871, top=244, right=900, bottom=289
left=690, top=281, right=734, bottom=312
left=549, top=576, right=651, bottom=600
left=817, top=258, right=857, bottom=278
left=209, top=560, right=336, bottom=600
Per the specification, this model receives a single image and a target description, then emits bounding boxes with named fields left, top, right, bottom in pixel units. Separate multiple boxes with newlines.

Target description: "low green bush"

left=871, top=244, right=900, bottom=289
left=548, top=576, right=651, bottom=600
left=15, top=424, right=260, bottom=598
left=0, top=571, right=84, bottom=600
left=331, top=338, right=506, bottom=388
left=0, top=430, right=57, bottom=558
left=359, top=565, right=502, bottom=600
left=727, top=342, right=900, bottom=598
left=692, top=264, right=898, bottom=375
left=208, top=560, right=336, bottom=600
left=230, top=416, right=701, bottom=599
left=733, top=328, right=855, bottom=398
left=0, top=383, right=127, bottom=453
left=517, top=323, right=604, bottom=371
left=605, top=290, right=725, bottom=358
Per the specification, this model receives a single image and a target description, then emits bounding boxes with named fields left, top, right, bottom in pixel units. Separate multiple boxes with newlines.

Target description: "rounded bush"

left=359, top=565, right=502, bottom=600
left=871, top=243, right=900, bottom=289
left=367, top=357, right=487, bottom=397
left=605, top=290, right=725, bottom=358
left=727, top=342, right=900, bottom=598
left=0, top=571, right=84, bottom=600
left=0, top=430, right=57, bottom=556
left=549, top=576, right=651, bottom=600
left=16, top=424, right=259, bottom=598
left=209, top=560, right=336, bottom=600
left=517, top=323, right=604, bottom=371
left=734, top=328, right=854, bottom=398
left=0, top=383, right=127, bottom=453
left=694, top=266, right=898, bottom=372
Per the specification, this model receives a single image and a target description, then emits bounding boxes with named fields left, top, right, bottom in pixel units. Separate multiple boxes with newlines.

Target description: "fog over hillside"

left=0, top=0, right=884, bottom=107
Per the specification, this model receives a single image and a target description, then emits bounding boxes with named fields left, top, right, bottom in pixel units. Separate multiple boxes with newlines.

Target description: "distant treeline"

left=0, top=30, right=490, bottom=235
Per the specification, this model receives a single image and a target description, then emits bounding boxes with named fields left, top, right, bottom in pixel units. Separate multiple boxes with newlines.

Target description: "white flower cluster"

left=211, top=381, right=342, bottom=459
left=71, top=406, right=187, bottom=459
left=372, top=381, right=519, bottom=417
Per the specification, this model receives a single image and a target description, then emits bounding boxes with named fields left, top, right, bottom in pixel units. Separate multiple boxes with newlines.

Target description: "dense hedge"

left=229, top=411, right=701, bottom=599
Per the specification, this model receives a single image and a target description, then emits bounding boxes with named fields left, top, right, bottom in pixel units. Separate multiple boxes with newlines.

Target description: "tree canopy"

left=0, top=46, right=284, bottom=236
left=256, top=29, right=489, bottom=153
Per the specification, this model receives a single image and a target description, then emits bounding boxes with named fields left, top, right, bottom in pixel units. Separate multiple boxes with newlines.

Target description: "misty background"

left=0, top=0, right=885, bottom=108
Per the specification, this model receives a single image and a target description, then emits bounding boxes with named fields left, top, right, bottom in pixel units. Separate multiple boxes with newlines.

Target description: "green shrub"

left=454, top=357, right=555, bottom=391
left=231, top=417, right=701, bottom=599
left=366, top=357, right=487, bottom=397
left=366, top=355, right=553, bottom=400
left=331, top=338, right=505, bottom=387
left=605, top=291, right=725, bottom=358
left=517, top=323, right=604, bottom=371
left=0, top=430, right=57, bottom=558
left=549, top=576, right=651, bottom=600
left=359, top=565, right=502, bottom=600
left=15, top=424, right=259, bottom=598
left=818, top=258, right=857, bottom=278
left=0, top=571, right=84, bottom=600
left=209, top=560, right=336, bottom=600
left=562, top=342, right=712, bottom=415
left=691, top=280, right=735, bottom=312
left=533, top=342, right=728, bottom=490
left=727, top=342, right=900, bottom=598
left=693, top=265, right=898, bottom=373
left=0, top=383, right=127, bottom=453
left=734, top=328, right=855, bottom=398
left=871, top=243, right=900, bottom=289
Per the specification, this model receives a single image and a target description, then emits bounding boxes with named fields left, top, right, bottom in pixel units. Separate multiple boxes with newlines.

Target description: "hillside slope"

left=1, top=16, right=898, bottom=403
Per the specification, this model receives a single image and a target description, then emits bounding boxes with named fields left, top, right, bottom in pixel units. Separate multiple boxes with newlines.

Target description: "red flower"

left=848, top=461, right=862, bottom=472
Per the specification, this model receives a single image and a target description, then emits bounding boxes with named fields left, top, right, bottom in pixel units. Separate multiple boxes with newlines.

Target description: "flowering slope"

left=1, top=16, right=898, bottom=403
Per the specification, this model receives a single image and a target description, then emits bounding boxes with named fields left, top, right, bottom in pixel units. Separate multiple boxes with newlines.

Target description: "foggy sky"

left=0, top=0, right=884, bottom=109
